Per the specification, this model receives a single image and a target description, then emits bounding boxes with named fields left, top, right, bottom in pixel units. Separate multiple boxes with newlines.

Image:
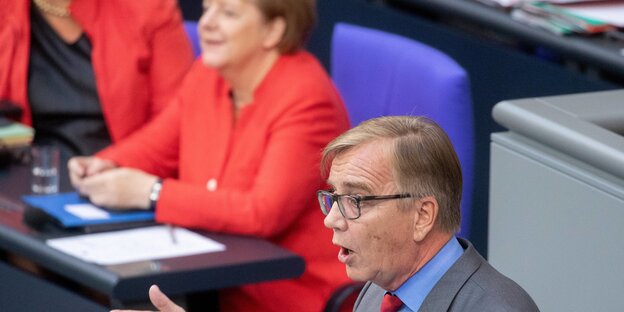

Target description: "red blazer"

left=99, top=52, right=351, bottom=311
left=0, top=0, right=194, bottom=142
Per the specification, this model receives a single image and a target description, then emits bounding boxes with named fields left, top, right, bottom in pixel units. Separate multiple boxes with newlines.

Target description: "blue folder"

left=22, top=192, right=154, bottom=229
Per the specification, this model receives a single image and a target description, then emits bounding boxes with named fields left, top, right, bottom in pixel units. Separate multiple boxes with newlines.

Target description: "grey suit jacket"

left=353, top=238, right=539, bottom=312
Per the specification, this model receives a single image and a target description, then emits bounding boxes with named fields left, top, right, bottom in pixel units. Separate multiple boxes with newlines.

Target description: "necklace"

left=32, top=0, right=71, bottom=18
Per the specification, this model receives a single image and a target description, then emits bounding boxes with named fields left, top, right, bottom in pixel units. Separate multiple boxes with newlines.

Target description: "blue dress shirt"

left=391, top=237, right=464, bottom=312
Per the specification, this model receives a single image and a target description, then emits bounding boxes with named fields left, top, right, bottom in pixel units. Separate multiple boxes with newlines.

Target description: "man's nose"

left=324, top=202, right=347, bottom=231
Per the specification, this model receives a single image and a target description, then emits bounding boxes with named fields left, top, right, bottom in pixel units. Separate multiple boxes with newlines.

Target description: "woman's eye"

left=222, top=9, right=238, bottom=17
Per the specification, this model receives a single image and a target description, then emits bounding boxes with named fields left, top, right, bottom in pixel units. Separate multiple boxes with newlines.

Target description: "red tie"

left=380, top=293, right=403, bottom=312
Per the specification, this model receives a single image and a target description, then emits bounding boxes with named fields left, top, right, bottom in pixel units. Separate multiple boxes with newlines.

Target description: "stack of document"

left=476, top=0, right=606, bottom=9
left=556, top=1, right=624, bottom=28
left=511, top=1, right=616, bottom=35
left=0, top=118, right=34, bottom=148
left=474, top=0, right=624, bottom=36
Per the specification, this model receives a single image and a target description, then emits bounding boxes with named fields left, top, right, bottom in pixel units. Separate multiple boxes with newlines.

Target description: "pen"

left=168, top=224, right=177, bottom=245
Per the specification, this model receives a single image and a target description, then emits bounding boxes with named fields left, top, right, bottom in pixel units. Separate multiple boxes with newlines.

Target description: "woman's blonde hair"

left=255, top=0, right=316, bottom=53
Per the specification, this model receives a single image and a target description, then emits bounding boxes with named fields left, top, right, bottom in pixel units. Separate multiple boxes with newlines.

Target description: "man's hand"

left=110, top=285, right=185, bottom=312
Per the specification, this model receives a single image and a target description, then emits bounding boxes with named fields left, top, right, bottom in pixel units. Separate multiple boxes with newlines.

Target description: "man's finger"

left=149, top=285, right=185, bottom=312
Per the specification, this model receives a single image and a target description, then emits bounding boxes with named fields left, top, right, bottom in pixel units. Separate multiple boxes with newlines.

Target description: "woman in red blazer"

left=69, top=0, right=351, bottom=311
left=0, top=0, right=194, bottom=156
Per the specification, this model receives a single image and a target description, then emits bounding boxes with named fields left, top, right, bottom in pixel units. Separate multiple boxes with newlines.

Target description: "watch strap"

left=148, top=178, right=163, bottom=211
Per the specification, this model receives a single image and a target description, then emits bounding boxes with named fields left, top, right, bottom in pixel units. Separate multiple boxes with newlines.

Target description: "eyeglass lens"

left=320, top=192, right=354, bottom=217
left=320, top=194, right=333, bottom=214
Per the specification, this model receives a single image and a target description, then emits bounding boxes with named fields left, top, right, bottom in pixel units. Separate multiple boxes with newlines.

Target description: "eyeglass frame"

left=317, top=190, right=420, bottom=220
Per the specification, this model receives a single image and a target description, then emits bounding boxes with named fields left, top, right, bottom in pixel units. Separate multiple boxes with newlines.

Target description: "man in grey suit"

left=318, top=116, right=539, bottom=312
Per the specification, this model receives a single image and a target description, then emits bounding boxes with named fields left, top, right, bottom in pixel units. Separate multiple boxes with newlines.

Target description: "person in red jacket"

left=69, top=0, right=351, bottom=311
left=0, top=0, right=194, bottom=157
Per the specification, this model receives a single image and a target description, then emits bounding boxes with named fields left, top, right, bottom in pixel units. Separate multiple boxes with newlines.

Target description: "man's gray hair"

left=321, top=116, right=462, bottom=233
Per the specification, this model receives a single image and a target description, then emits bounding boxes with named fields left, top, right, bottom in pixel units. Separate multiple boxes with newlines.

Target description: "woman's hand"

left=68, top=156, right=117, bottom=190
left=76, top=167, right=159, bottom=210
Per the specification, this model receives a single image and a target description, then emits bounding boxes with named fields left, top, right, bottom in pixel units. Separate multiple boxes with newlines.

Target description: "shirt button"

left=206, top=178, right=217, bottom=191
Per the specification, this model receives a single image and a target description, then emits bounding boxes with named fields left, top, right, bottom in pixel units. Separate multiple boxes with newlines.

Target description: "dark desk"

left=389, top=0, right=624, bottom=79
left=0, top=260, right=108, bottom=311
left=0, top=163, right=305, bottom=308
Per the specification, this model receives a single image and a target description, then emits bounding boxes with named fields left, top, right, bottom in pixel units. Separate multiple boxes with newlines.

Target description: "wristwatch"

left=148, top=179, right=163, bottom=210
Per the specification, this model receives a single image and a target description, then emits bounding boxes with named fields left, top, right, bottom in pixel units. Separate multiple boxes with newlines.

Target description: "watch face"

left=149, top=180, right=163, bottom=207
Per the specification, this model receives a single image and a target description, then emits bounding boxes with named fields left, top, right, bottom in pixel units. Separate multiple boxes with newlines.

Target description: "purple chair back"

left=184, top=21, right=201, bottom=57
left=331, top=23, right=474, bottom=238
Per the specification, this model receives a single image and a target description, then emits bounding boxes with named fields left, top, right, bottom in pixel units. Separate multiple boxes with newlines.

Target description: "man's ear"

left=263, top=17, right=286, bottom=50
left=413, top=196, right=438, bottom=242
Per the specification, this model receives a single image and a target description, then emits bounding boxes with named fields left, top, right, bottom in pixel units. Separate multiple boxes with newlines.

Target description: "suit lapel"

left=418, top=238, right=482, bottom=312
left=355, top=282, right=386, bottom=312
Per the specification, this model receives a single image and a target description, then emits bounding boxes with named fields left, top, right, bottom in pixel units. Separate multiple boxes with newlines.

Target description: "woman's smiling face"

left=198, top=0, right=277, bottom=71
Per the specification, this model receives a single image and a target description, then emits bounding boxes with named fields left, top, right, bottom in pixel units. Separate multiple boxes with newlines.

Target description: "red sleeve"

left=97, top=96, right=182, bottom=178
left=156, top=96, right=348, bottom=238
left=145, top=0, right=194, bottom=116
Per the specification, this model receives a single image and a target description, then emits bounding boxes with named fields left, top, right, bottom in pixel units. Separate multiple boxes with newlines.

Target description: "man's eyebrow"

left=328, top=180, right=373, bottom=194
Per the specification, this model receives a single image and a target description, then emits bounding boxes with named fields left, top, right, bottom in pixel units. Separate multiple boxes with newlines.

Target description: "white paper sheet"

left=65, top=203, right=110, bottom=220
left=47, top=226, right=226, bottom=265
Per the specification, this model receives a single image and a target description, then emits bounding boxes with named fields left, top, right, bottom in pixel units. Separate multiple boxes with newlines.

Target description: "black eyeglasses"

left=317, top=190, right=418, bottom=220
